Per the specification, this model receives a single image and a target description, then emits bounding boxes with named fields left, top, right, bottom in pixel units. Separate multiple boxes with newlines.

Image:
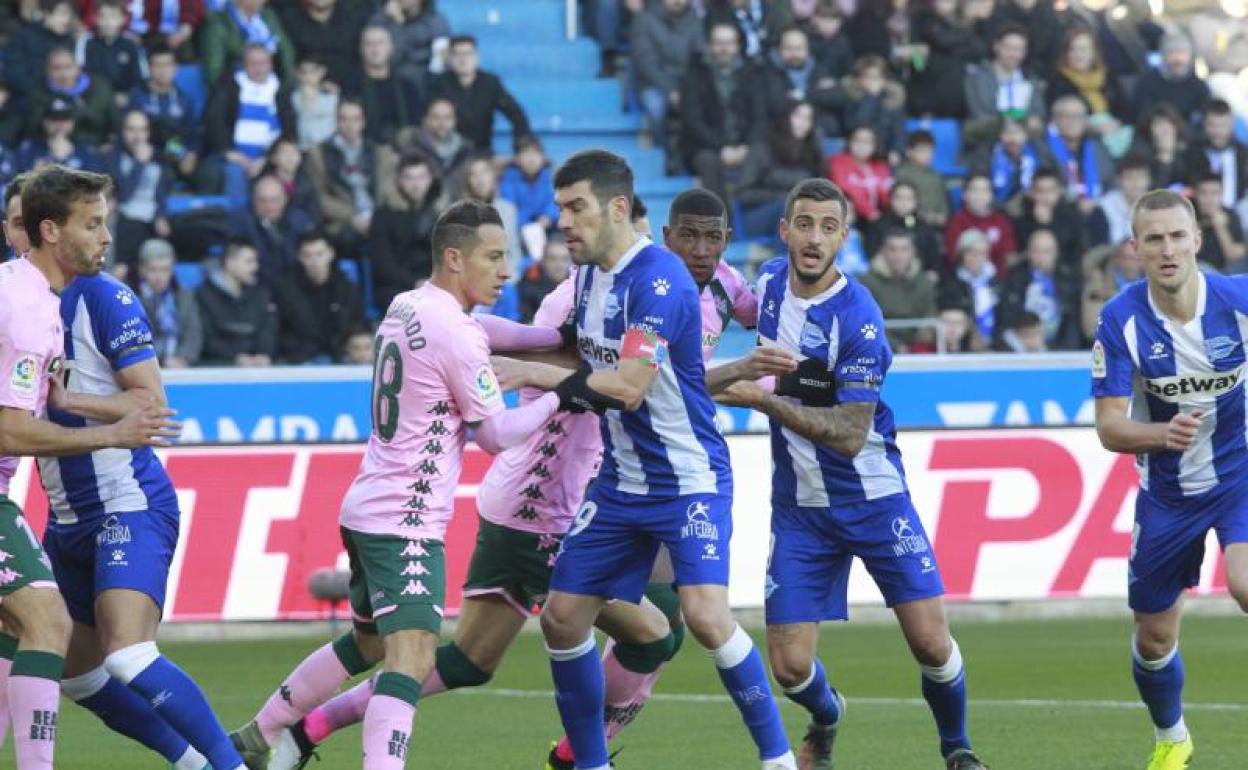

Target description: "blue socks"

left=1132, top=639, right=1187, bottom=740
left=920, top=639, right=970, bottom=758
left=105, top=642, right=242, bottom=770
left=712, top=625, right=791, bottom=762
left=783, top=658, right=842, bottom=726
left=62, top=667, right=201, bottom=764
left=549, top=635, right=609, bottom=769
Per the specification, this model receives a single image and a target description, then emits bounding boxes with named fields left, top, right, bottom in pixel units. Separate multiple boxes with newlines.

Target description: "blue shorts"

left=44, top=508, right=180, bottom=626
left=1129, top=484, right=1248, bottom=614
left=549, top=485, right=732, bottom=603
left=765, top=493, right=945, bottom=625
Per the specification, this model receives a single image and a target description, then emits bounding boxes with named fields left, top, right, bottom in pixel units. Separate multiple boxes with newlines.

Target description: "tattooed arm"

left=715, top=380, right=875, bottom=457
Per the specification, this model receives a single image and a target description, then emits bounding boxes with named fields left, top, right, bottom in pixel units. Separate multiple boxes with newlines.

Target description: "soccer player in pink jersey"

left=0, top=166, right=179, bottom=770
left=230, top=200, right=587, bottom=770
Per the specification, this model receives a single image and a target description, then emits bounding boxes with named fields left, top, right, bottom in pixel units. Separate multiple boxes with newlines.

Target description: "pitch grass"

left=45, top=615, right=1246, bottom=769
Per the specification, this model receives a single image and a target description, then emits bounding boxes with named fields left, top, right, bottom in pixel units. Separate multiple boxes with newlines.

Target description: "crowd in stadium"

left=0, top=0, right=1246, bottom=364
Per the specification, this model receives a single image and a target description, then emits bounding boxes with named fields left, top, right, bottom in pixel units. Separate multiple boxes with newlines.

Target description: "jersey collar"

left=785, top=270, right=848, bottom=309
left=18, top=255, right=54, bottom=297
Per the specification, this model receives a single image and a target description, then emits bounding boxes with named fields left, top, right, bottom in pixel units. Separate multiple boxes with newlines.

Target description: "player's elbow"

left=617, top=382, right=647, bottom=412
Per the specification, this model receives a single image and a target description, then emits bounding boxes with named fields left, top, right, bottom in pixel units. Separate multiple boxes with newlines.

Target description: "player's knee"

left=539, top=607, right=583, bottom=648
left=1228, top=583, right=1248, bottom=614
left=351, top=629, right=385, bottom=665
left=767, top=646, right=814, bottom=689
left=103, top=640, right=161, bottom=684
left=613, top=634, right=675, bottom=675
left=12, top=589, right=71, bottom=652
left=908, top=631, right=952, bottom=669
left=679, top=597, right=733, bottom=648
left=1133, top=627, right=1176, bottom=662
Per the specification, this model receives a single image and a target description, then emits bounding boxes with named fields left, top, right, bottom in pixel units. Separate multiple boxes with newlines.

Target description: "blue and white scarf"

left=989, top=141, right=1038, bottom=202
left=129, top=0, right=181, bottom=35
left=232, top=71, right=281, bottom=159
left=229, top=1, right=277, bottom=53
left=1046, top=125, right=1102, bottom=199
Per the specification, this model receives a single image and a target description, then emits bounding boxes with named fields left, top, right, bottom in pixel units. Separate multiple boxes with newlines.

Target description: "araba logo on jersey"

left=578, top=337, right=619, bottom=365
left=682, top=501, right=718, bottom=541
left=1141, top=364, right=1245, bottom=403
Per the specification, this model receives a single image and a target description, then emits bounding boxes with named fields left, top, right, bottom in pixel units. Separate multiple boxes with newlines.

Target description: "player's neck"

left=429, top=273, right=472, bottom=312
left=596, top=227, right=642, bottom=272
left=1149, top=275, right=1200, bottom=325
left=789, top=266, right=843, bottom=300
left=26, top=248, right=70, bottom=291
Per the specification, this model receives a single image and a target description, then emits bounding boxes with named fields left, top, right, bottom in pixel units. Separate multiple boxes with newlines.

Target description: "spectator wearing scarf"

left=133, top=238, right=203, bottom=367
left=29, top=46, right=120, bottom=146
left=943, top=228, right=999, bottom=340
left=1038, top=95, right=1116, bottom=207
left=200, top=0, right=295, bottom=86
left=983, top=119, right=1039, bottom=203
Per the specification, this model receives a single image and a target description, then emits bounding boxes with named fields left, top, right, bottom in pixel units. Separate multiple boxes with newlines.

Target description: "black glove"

left=555, top=364, right=627, bottom=414
left=558, top=309, right=578, bottom=348
left=774, top=358, right=836, bottom=406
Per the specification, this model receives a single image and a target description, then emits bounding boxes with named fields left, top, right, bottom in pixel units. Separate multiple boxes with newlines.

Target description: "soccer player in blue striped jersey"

left=1092, top=190, right=1248, bottom=770
left=39, top=265, right=244, bottom=769
left=715, top=179, right=987, bottom=770
left=527, top=150, right=796, bottom=770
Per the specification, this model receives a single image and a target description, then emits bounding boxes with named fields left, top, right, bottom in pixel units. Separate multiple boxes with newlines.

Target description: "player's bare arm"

left=0, top=401, right=179, bottom=455
left=48, top=358, right=169, bottom=423
left=715, top=381, right=874, bottom=457
left=705, top=347, right=798, bottom=395
left=1094, top=396, right=1202, bottom=454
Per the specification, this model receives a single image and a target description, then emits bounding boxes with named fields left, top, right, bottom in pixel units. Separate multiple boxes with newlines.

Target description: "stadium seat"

left=165, top=194, right=230, bottom=217
left=906, top=118, right=966, bottom=177
left=440, top=0, right=566, bottom=41
left=479, top=39, right=599, bottom=80
left=337, top=258, right=360, bottom=285
left=175, top=63, right=207, bottom=120
left=173, top=261, right=204, bottom=291
left=1237, top=114, right=1248, bottom=145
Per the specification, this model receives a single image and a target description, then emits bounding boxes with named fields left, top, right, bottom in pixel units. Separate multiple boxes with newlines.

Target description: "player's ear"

left=778, top=217, right=790, bottom=245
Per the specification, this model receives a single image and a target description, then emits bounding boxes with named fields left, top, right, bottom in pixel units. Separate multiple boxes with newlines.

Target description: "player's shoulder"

left=1202, top=271, right=1248, bottom=311
left=757, top=256, right=788, bottom=281
left=630, top=243, right=697, bottom=295
left=70, top=272, right=138, bottom=309
left=713, top=259, right=748, bottom=289
left=533, top=275, right=576, bottom=328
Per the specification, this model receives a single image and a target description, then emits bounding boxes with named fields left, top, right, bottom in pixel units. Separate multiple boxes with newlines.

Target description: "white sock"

left=1156, top=716, right=1188, bottom=743
left=173, top=744, right=209, bottom=770
left=762, top=750, right=797, bottom=769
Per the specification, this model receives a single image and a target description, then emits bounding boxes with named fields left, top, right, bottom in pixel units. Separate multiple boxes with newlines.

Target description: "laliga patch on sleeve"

left=475, top=364, right=501, bottom=403
left=9, top=353, right=39, bottom=397
left=1091, top=340, right=1106, bottom=378
left=621, top=326, right=669, bottom=370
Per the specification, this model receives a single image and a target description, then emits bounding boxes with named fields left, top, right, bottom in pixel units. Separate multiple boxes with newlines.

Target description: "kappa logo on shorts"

left=890, top=517, right=929, bottom=557
left=0, top=567, right=20, bottom=586
left=0, top=549, right=11, bottom=563
left=681, top=501, right=719, bottom=541
left=401, top=579, right=430, bottom=596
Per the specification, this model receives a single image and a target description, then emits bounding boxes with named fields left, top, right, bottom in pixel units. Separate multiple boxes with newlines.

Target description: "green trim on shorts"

left=341, top=527, right=446, bottom=637
left=0, top=495, right=56, bottom=598
left=462, top=517, right=561, bottom=614
left=332, top=632, right=372, bottom=675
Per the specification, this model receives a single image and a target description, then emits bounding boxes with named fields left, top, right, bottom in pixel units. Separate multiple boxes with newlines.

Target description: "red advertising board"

left=5, top=430, right=1227, bottom=621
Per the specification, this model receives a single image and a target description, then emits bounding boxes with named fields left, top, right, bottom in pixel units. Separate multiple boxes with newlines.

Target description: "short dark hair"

left=1008, top=310, right=1043, bottom=330
left=297, top=229, right=331, bottom=251
left=906, top=130, right=934, bottom=149
left=41, top=0, right=73, bottom=14
left=146, top=41, right=175, bottom=61
left=631, top=195, right=648, bottom=223
left=338, top=96, right=365, bottom=116
left=224, top=240, right=257, bottom=262
left=449, top=34, right=477, bottom=49
left=513, top=133, right=544, bottom=155
left=853, top=54, right=887, bottom=77
left=783, top=178, right=848, bottom=221
left=21, top=166, right=112, bottom=248
left=46, top=44, right=75, bottom=64
left=1032, top=167, right=1063, bottom=186
left=668, top=187, right=726, bottom=226
left=553, top=149, right=634, bottom=209
left=994, top=21, right=1028, bottom=44
left=1131, top=189, right=1197, bottom=237
left=1117, top=153, right=1151, bottom=175
left=881, top=228, right=915, bottom=246
left=1193, top=171, right=1224, bottom=188
left=431, top=199, right=504, bottom=267
left=4, top=173, right=30, bottom=212
left=1206, top=98, right=1234, bottom=118
left=398, top=153, right=435, bottom=174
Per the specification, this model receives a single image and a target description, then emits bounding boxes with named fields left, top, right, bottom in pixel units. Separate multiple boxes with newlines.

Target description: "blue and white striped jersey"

left=572, top=238, right=732, bottom=498
left=755, top=258, right=907, bottom=507
left=1092, top=271, right=1248, bottom=501
left=39, top=273, right=178, bottom=524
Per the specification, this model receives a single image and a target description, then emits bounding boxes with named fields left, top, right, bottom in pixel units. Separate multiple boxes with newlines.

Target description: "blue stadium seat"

left=175, top=63, right=207, bottom=120
left=165, top=194, right=230, bottom=216
left=506, top=80, right=640, bottom=133
left=722, top=242, right=752, bottom=268
left=441, top=0, right=566, bottom=41
left=338, top=258, right=360, bottom=285
left=1236, top=114, right=1248, bottom=145
left=479, top=39, right=599, bottom=80
left=173, top=262, right=204, bottom=291
left=906, top=118, right=965, bottom=177
left=821, top=137, right=846, bottom=158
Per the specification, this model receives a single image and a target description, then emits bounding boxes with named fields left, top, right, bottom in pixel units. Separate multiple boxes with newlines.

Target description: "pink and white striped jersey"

left=0, top=258, right=64, bottom=496
left=476, top=277, right=602, bottom=535
left=340, top=283, right=505, bottom=540
left=476, top=258, right=758, bottom=534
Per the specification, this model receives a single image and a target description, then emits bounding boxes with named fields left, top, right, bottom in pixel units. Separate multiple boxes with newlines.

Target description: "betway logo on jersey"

left=1141, top=364, right=1245, bottom=403
left=578, top=337, right=620, bottom=365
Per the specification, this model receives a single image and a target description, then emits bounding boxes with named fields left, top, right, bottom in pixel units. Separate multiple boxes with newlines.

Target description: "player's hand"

left=110, top=404, right=181, bottom=448
left=714, top=380, right=766, bottom=409
left=47, top=376, right=72, bottom=412
left=490, top=356, right=528, bottom=392
left=738, top=347, right=798, bottom=379
left=1162, top=409, right=1203, bottom=452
